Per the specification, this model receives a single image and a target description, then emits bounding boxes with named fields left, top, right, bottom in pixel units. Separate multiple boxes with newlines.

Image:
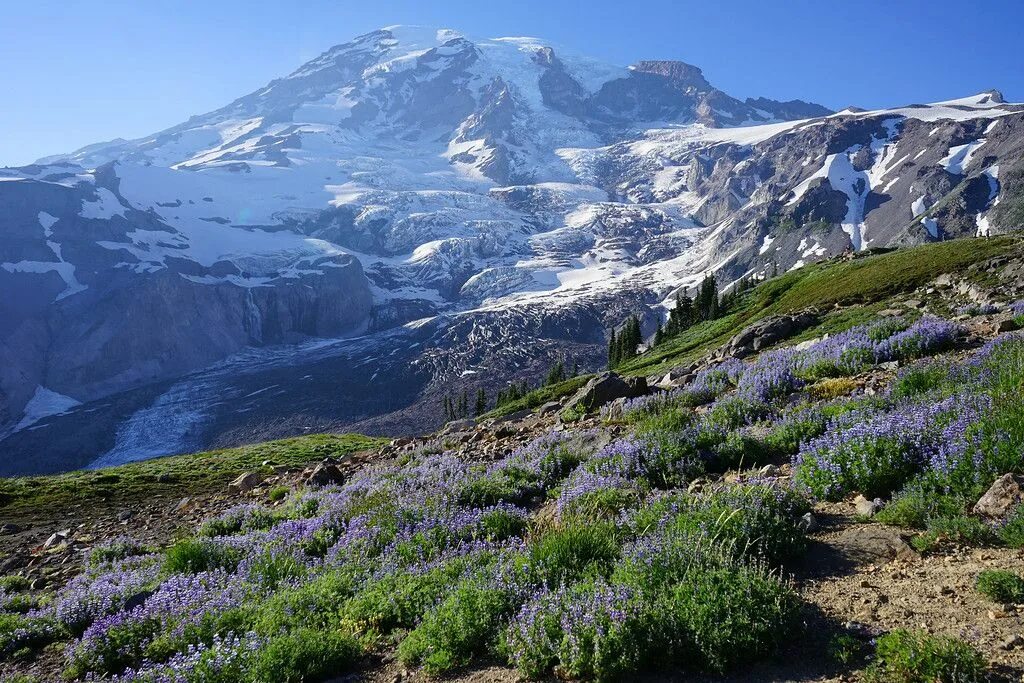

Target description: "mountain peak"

left=630, top=60, right=711, bottom=90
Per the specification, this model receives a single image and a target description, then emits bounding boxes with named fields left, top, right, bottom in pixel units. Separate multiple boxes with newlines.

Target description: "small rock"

left=854, top=494, right=883, bottom=517
left=43, top=530, right=71, bottom=550
left=798, top=512, right=818, bottom=533
left=0, top=523, right=22, bottom=535
left=999, top=634, right=1024, bottom=650
left=758, top=464, right=779, bottom=477
left=228, top=472, right=263, bottom=494
left=994, top=318, right=1018, bottom=334
left=117, top=510, right=133, bottom=522
left=173, top=497, right=192, bottom=512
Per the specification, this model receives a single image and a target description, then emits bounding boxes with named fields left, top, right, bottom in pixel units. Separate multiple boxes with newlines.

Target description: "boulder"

left=994, top=318, right=1019, bottom=334
left=43, top=530, right=71, bottom=550
left=305, top=462, right=346, bottom=487
left=602, top=397, right=629, bottom=421
left=442, top=418, right=477, bottom=433
left=833, top=526, right=916, bottom=565
left=973, top=474, right=1024, bottom=519
left=536, top=401, right=561, bottom=416
left=854, top=494, right=883, bottom=517
left=228, top=472, right=263, bottom=494
left=491, top=409, right=532, bottom=425
left=726, top=311, right=817, bottom=358
left=563, top=372, right=646, bottom=413
left=657, top=366, right=693, bottom=388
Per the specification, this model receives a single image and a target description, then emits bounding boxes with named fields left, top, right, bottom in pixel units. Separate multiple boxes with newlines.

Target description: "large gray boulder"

left=727, top=311, right=818, bottom=358
left=974, top=474, right=1024, bottom=519
left=564, top=372, right=647, bottom=413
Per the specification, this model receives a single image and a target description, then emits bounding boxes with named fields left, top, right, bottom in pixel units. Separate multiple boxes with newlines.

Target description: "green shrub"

left=268, top=485, right=290, bottom=502
left=627, top=485, right=810, bottom=567
left=342, top=559, right=477, bottom=633
left=249, top=628, right=361, bottom=683
left=244, top=549, right=308, bottom=588
left=829, top=632, right=867, bottom=665
left=0, top=575, right=30, bottom=592
left=503, top=579, right=652, bottom=681
left=163, top=538, right=243, bottom=574
left=662, top=564, right=800, bottom=673
left=998, top=505, right=1024, bottom=548
left=975, top=569, right=1024, bottom=603
left=252, top=569, right=360, bottom=634
left=866, top=629, right=986, bottom=683
left=876, top=478, right=973, bottom=529
left=398, top=578, right=516, bottom=675
left=0, top=613, right=61, bottom=660
left=891, top=361, right=952, bottom=398
left=910, top=515, right=998, bottom=553
left=88, top=538, right=151, bottom=566
left=199, top=507, right=278, bottom=537
left=559, top=485, right=644, bottom=521
left=479, top=507, right=529, bottom=540
left=65, top=617, right=161, bottom=679
left=794, top=430, right=922, bottom=501
left=529, top=522, right=620, bottom=587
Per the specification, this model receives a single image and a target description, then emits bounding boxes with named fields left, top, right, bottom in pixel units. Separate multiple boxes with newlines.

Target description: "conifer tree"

left=545, top=359, right=566, bottom=386
left=474, top=388, right=487, bottom=416
left=608, top=328, right=618, bottom=368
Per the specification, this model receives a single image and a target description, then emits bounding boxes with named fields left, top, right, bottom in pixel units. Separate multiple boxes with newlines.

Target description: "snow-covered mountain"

left=2, top=26, right=1022, bottom=474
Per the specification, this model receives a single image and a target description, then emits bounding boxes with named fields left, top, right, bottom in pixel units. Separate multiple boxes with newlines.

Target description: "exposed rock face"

left=2, top=25, right=1023, bottom=473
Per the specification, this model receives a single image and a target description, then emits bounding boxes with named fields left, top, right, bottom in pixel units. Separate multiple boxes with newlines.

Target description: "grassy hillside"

left=0, top=433, right=384, bottom=512
left=620, top=235, right=1019, bottom=377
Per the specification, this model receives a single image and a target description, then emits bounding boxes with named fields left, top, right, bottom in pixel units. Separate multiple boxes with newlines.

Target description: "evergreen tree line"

left=441, top=358, right=580, bottom=422
left=607, top=273, right=760, bottom=367
left=607, top=315, right=642, bottom=369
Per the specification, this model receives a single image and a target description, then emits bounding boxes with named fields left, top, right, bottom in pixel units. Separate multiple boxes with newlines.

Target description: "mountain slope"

left=1, top=26, right=1022, bottom=473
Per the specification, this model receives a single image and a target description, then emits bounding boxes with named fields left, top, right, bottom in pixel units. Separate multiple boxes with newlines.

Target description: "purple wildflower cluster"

left=505, top=581, right=638, bottom=679
left=557, top=438, right=651, bottom=518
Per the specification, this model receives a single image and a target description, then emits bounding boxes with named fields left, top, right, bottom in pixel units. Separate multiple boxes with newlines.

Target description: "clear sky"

left=3, top=0, right=1022, bottom=166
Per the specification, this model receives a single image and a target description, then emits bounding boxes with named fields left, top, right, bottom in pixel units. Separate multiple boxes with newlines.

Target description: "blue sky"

left=3, top=0, right=1022, bottom=166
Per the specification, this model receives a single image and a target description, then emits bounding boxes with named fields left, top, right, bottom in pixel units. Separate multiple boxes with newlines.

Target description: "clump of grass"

left=829, top=632, right=868, bottom=665
left=976, top=570, right=1024, bottom=604
left=865, top=629, right=986, bottom=683
left=397, top=575, right=517, bottom=675
left=809, top=377, right=859, bottom=400
left=249, top=628, right=361, bottom=683
left=998, top=504, right=1024, bottom=548
left=0, top=575, right=30, bottom=592
left=88, top=538, right=151, bottom=567
left=163, top=538, right=243, bottom=574
left=529, top=522, right=621, bottom=587
left=268, top=485, right=290, bottom=502
left=909, top=515, right=998, bottom=553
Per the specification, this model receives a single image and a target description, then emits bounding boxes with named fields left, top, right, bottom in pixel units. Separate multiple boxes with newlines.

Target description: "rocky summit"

left=2, top=26, right=1024, bottom=476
